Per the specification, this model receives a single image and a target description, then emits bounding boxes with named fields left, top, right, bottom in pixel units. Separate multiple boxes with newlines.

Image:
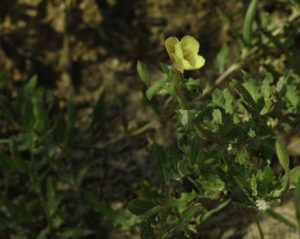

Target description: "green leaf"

left=185, top=77, right=203, bottom=95
left=24, top=75, right=38, bottom=93
left=235, top=146, right=250, bottom=165
left=290, top=166, right=300, bottom=186
left=280, top=166, right=300, bottom=189
left=243, top=0, right=258, bottom=45
left=295, top=182, right=300, bottom=230
left=137, top=60, right=150, bottom=86
left=201, top=199, right=230, bottom=223
left=141, top=221, right=156, bottom=239
left=57, top=162, right=74, bottom=187
left=36, top=228, right=49, bottom=239
left=146, top=81, right=165, bottom=100
left=212, top=88, right=235, bottom=115
left=127, top=199, right=157, bottom=216
left=286, top=84, right=299, bottom=108
left=170, top=191, right=198, bottom=213
left=261, top=73, right=274, bottom=114
left=137, top=205, right=163, bottom=219
left=242, top=74, right=261, bottom=103
left=9, top=138, right=27, bottom=173
left=160, top=63, right=171, bottom=79
left=169, top=145, right=182, bottom=175
left=154, top=144, right=170, bottom=186
left=275, top=139, right=290, bottom=172
left=46, top=178, right=62, bottom=217
left=231, top=79, right=258, bottom=118
left=78, top=160, right=99, bottom=179
left=167, top=205, right=199, bottom=234
left=215, top=44, right=229, bottom=75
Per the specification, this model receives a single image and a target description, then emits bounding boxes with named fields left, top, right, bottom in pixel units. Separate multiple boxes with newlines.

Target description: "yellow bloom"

left=165, top=35, right=205, bottom=73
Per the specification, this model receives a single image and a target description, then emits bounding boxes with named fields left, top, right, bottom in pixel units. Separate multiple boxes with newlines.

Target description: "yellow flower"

left=165, top=35, right=205, bottom=73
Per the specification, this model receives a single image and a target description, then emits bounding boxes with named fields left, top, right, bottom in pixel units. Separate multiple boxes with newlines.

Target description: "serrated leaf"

left=154, top=144, right=170, bottom=186
left=185, top=77, right=203, bottom=95
left=137, top=205, right=163, bottom=219
left=231, top=79, right=258, bottom=117
left=167, top=205, right=198, bottom=234
left=212, top=88, right=235, bottom=115
left=242, top=74, right=260, bottom=103
left=127, top=199, right=157, bottom=216
left=170, top=191, right=198, bottom=213
left=141, top=221, right=156, bottom=239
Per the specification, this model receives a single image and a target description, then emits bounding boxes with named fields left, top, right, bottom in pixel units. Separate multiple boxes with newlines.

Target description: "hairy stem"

left=172, top=71, right=187, bottom=110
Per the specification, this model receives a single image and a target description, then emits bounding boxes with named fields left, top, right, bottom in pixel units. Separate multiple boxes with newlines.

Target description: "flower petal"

left=194, top=55, right=205, bottom=69
left=172, top=42, right=184, bottom=72
left=180, top=35, right=200, bottom=54
left=165, top=37, right=179, bottom=57
left=171, top=53, right=184, bottom=73
left=182, top=53, right=205, bottom=70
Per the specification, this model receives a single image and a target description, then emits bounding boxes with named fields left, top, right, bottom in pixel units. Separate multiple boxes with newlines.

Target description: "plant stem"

left=284, top=168, right=290, bottom=193
left=172, top=71, right=187, bottom=110
left=253, top=213, right=264, bottom=239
